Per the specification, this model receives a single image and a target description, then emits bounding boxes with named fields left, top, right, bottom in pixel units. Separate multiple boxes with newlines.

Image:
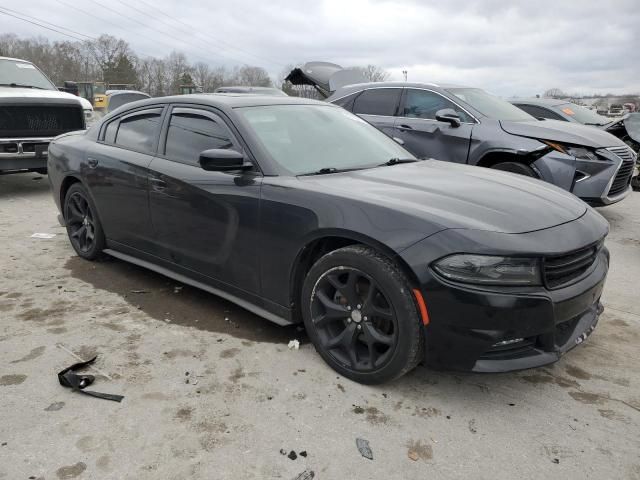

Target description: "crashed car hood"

left=285, top=62, right=367, bottom=97
left=299, top=160, right=587, bottom=234
left=603, top=113, right=640, bottom=145
left=500, top=119, right=626, bottom=148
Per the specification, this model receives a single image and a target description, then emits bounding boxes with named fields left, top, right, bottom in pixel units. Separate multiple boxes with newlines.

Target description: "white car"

left=0, top=56, right=92, bottom=174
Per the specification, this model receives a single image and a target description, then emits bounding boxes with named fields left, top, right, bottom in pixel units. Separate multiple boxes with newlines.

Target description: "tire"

left=301, top=245, right=424, bottom=384
left=490, top=161, right=537, bottom=177
left=63, top=183, right=105, bottom=260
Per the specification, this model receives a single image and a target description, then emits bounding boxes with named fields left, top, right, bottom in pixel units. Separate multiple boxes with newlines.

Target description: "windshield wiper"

left=0, top=83, right=45, bottom=89
left=381, top=158, right=419, bottom=166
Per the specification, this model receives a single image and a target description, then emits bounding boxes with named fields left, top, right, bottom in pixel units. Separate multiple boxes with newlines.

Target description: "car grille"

left=607, top=146, right=635, bottom=197
left=0, top=105, right=84, bottom=137
left=543, top=243, right=600, bottom=289
left=479, top=338, right=536, bottom=360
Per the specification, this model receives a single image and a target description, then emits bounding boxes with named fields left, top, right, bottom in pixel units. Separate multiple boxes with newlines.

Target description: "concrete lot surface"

left=1, top=172, right=639, bottom=480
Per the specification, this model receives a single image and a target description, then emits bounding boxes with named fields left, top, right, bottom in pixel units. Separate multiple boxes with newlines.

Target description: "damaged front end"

left=603, top=113, right=640, bottom=189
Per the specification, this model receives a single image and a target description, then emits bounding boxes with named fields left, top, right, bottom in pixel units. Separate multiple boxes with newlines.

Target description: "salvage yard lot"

left=1, top=172, right=639, bottom=480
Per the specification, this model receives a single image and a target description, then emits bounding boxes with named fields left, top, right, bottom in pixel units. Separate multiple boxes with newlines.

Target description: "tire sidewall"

left=301, top=246, right=422, bottom=384
left=64, top=183, right=105, bottom=259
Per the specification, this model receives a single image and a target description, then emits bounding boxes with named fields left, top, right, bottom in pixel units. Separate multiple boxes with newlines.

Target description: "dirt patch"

left=565, top=365, right=592, bottom=380
left=6, top=292, right=22, bottom=299
left=47, top=327, right=68, bottom=334
left=56, top=462, right=86, bottom=479
left=353, top=405, right=388, bottom=425
left=229, top=366, right=245, bottom=383
left=406, top=439, right=433, bottom=461
left=598, top=409, right=628, bottom=421
left=45, top=401, right=65, bottom=412
left=10, top=345, right=45, bottom=364
left=0, top=374, right=27, bottom=386
left=568, top=391, right=606, bottom=405
left=65, top=256, right=302, bottom=343
left=176, top=407, right=193, bottom=422
left=220, top=348, right=240, bottom=359
left=17, top=299, right=75, bottom=322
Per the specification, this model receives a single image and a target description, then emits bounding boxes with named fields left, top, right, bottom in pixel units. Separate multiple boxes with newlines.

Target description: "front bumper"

left=0, top=137, right=52, bottom=172
left=419, top=248, right=607, bottom=372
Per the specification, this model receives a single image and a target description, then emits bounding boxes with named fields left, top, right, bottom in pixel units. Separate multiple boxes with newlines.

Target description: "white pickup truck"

left=0, top=56, right=94, bottom=174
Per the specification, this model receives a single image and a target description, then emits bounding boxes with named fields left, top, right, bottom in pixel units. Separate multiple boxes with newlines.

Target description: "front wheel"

left=490, top=161, right=537, bottom=177
left=63, top=183, right=105, bottom=260
left=301, top=245, right=424, bottom=384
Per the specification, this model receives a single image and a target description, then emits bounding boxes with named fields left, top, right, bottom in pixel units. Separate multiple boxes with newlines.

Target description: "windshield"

left=447, top=88, right=535, bottom=121
left=0, top=59, right=56, bottom=89
left=553, top=103, right=610, bottom=125
left=238, top=105, right=414, bottom=175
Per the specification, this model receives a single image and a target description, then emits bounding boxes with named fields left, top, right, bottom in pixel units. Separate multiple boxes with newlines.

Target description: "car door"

left=84, top=107, right=163, bottom=254
left=393, top=88, right=474, bottom=163
left=148, top=106, right=262, bottom=295
left=350, top=88, right=402, bottom=138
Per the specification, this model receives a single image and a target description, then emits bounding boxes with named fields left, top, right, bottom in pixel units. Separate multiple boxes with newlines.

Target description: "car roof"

left=511, top=98, right=570, bottom=107
left=0, top=56, right=33, bottom=63
left=115, top=93, right=328, bottom=111
left=339, top=81, right=469, bottom=90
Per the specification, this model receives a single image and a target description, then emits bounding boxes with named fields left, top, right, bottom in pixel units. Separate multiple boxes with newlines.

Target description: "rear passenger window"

left=332, top=92, right=359, bottom=112
left=103, top=120, right=117, bottom=144
left=352, top=88, right=401, bottom=116
left=115, top=112, right=162, bottom=152
left=165, top=112, right=236, bottom=166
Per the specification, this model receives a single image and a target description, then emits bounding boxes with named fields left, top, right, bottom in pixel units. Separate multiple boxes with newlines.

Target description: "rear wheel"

left=64, top=183, right=105, bottom=260
left=491, top=161, right=537, bottom=177
left=301, top=245, right=424, bottom=384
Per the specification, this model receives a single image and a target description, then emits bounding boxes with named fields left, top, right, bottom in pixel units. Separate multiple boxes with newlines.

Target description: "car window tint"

left=515, top=104, right=566, bottom=121
left=115, top=112, right=161, bottom=151
left=352, top=88, right=401, bottom=116
left=332, top=92, right=360, bottom=112
left=103, top=120, right=117, bottom=143
left=402, top=89, right=471, bottom=122
left=165, top=112, right=235, bottom=165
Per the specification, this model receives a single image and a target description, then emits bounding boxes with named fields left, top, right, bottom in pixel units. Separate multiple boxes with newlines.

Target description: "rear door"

left=393, top=88, right=474, bottom=163
left=85, top=107, right=163, bottom=253
left=147, top=106, right=263, bottom=294
left=350, top=88, right=402, bottom=138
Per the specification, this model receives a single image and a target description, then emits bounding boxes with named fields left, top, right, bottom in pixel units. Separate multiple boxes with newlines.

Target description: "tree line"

left=0, top=33, right=389, bottom=97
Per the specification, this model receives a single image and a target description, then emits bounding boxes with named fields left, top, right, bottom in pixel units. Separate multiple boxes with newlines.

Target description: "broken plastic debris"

left=288, top=339, right=300, bottom=350
left=57, top=355, right=123, bottom=402
left=292, top=469, right=315, bottom=480
left=287, top=450, right=297, bottom=460
left=31, top=233, right=56, bottom=239
left=356, top=438, right=373, bottom=460
left=408, top=450, right=419, bottom=461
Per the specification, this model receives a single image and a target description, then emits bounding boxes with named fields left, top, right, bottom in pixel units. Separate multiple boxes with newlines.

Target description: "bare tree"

left=351, top=64, right=390, bottom=82
left=543, top=88, right=566, bottom=99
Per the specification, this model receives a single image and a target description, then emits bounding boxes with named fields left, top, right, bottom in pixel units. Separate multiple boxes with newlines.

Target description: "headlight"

left=433, top=254, right=541, bottom=286
left=541, top=141, right=599, bottom=161
left=84, top=109, right=95, bottom=127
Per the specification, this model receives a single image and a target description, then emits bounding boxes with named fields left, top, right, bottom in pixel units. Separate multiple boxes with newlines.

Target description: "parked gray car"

left=286, top=63, right=636, bottom=205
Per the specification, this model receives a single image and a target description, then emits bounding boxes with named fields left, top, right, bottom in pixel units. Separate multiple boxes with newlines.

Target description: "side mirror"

left=199, top=149, right=252, bottom=172
left=435, top=108, right=461, bottom=128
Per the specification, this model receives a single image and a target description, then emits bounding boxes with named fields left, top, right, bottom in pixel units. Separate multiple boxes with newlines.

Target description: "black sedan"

left=48, top=94, right=609, bottom=384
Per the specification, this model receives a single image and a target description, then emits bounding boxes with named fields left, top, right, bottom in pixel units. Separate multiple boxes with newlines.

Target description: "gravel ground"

left=1, top=172, right=639, bottom=480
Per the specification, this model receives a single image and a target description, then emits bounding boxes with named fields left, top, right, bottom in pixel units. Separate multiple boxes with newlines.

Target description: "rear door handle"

left=87, top=157, right=98, bottom=168
left=396, top=124, right=414, bottom=131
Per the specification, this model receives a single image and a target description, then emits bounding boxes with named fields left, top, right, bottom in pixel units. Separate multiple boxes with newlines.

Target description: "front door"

left=351, top=87, right=403, bottom=139
left=393, top=88, right=474, bottom=163
left=148, top=106, right=262, bottom=294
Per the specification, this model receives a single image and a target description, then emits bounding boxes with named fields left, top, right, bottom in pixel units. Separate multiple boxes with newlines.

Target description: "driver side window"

left=164, top=110, right=238, bottom=166
left=402, top=89, right=471, bottom=122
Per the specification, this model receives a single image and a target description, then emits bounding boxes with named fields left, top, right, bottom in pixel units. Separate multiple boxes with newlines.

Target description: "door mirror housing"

left=199, top=149, right=252, bottom=171
left=435, top=108, right=461, bottom=127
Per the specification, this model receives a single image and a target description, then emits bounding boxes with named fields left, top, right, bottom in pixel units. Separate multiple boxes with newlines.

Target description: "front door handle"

left=396, top=124, right=414, bottom=131
left=149, top=177, right=167, bottom=192
left=87, top=157, right=98, bottom=168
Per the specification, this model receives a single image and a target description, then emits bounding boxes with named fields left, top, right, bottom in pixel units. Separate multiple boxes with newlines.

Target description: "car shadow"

left=65, top=255, right=305, bottom=344
left=0, top=172, right=50, bottom=199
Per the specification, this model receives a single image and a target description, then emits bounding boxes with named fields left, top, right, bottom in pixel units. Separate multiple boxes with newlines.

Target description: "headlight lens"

left=433, top=254, right=541, bottom=286
left=542, top=141, right=599, bottom=161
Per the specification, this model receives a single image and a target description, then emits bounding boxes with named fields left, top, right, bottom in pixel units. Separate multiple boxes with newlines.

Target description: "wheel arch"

left=59, top=175, right=83, bottom=212
left=288, top=229, right=420, bottom=320
left=476, top=149, right=537, bottom=168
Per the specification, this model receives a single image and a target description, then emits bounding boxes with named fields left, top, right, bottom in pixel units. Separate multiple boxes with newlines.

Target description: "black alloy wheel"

left=64, top=183, right=105, bottom=260
left=302, top=245, right=424, bottom=384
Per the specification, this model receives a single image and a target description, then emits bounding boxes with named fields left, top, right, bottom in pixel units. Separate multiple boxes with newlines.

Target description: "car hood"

left=500, top=119, right=626, bottom=148
left=299, top=160, right=587, bottom=234
left=0, top=86, right=90, bottom=109
left=285, top=62, right=367, bottom=98
left=602, top=113, right=640, bottom=145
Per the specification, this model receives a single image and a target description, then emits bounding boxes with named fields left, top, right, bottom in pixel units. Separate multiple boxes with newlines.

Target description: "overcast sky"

left=1, top=0, right=638, bottom=96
